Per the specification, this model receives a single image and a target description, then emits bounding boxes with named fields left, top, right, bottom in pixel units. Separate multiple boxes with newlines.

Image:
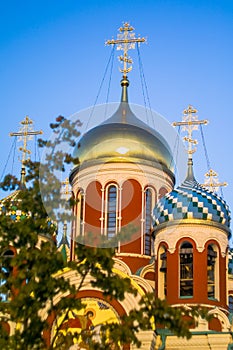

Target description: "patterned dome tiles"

left=0, top=190, right=30, bottom=222
left=154, top=183, right=231, bottom=228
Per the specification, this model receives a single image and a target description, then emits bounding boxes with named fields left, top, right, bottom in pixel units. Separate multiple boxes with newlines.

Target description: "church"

left=1, top=23, right=233, bottom=350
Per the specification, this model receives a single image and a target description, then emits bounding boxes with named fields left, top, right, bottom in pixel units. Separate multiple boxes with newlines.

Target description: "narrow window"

left=106, top=185, right=117, bottom=239
left=159, top=247, right=167, bottom=298
left=207, top=245, right=217, bottom=299
left=77, top=191, right=84, bottom=236
left=144, top=188, right=152, bottom=255
left=180, top=242, right=193, bottom=297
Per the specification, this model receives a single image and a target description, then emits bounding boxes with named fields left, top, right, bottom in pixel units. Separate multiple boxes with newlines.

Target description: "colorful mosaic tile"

left=153, top=179, right=231, bottom=228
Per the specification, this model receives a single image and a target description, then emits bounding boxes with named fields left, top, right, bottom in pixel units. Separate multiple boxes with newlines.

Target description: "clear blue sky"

left=0, top=1, right=232, bottom=233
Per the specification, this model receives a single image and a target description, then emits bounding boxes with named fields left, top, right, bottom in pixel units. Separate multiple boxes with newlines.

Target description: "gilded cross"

left=61, top=178, right=71, bottom=201
left=202, top=169, right=227, bottom=193
left=106, top=22, right=146, bottom=77
left=172, top=105, right=208, bottom=159
left=10, top=116, right=43, bottom=184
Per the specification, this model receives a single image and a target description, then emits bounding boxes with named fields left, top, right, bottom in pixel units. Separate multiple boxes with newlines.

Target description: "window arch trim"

left=143, top=186, right=157, bottom=256
left=104, top=183, right=118, bottom=239
left=206, top=243, right=219, bottom=300
left=179, top=241, right=194, bottom=298
left=76, top=189, right=85, bottom=237
left=157, top=243, right=168, bottom=299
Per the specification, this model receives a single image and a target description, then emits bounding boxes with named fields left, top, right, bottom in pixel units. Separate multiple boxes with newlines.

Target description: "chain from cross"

left=105, top=22, right=146, bottom=77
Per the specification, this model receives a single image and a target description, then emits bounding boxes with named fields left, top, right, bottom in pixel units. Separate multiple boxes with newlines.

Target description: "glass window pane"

left=107, top=185, right=117, bottom=238
left=180, top=242, right=193, bottom=297
left=144, top=189, right=152, bottom=255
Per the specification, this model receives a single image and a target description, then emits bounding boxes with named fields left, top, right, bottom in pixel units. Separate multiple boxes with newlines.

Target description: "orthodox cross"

left=61, top=177, right=72, bottom=240
left=61, top=177, right=71, bottom=201
left=202, top=169, right=227, bottom=193
left=172, top=105, right=208, bottom=159
left=105, top=22, right=146, bottom=77
left=10, top=116, right=43, bottom=184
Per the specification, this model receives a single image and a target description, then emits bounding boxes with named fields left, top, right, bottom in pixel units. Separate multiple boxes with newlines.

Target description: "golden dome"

left=73, top=80, right=174, bottom=172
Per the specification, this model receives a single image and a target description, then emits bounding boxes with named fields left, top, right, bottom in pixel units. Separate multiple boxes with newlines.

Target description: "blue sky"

left=0, top=0, right=232, bottom=233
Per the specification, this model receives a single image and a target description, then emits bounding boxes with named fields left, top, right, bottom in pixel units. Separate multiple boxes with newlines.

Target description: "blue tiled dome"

left=153, top=162, right=231, bottom=229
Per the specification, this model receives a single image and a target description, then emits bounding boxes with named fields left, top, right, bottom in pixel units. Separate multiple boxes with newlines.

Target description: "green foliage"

left=0, top=117, right=207, bottom=349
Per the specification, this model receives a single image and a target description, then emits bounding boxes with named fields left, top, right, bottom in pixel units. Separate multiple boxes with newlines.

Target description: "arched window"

left=158, top=245, right=167, bottom=299
left=207, top=244, right=217, bottom=299
left=77, top=191, right=84, bottom=236
left=0, top=249, right=14, bottom=302
left=180, top=242, right=193, bottom=297
left=106, top=185, right=118, bottom=239
left=144, top=188, right=153, bottom=255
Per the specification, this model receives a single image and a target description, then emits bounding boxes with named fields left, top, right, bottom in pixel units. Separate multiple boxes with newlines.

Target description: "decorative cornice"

left=153, top=218, right=231, bottom=236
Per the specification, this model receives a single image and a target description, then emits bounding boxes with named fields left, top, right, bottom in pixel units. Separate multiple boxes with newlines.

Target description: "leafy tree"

left=0, top=116, right=206, bottom=349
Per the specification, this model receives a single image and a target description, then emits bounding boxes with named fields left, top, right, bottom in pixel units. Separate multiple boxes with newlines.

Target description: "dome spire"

left=173, top=105, right=208, bottom=183
left=106, top=22, right=146, bottom=99
left=59, top=177, right=71, bottom=261
left=186, top=157, right=195, bottom=182
left=120, top=75, right=129, bottom=102
left=10, top=116, right=43, bottom=185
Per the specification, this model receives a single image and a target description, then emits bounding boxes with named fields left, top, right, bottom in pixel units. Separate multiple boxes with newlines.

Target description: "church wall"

left=84, top=181, right=102, bottom=234
left=166, top=246, right=179, bottom=304
left=120, top=179, right=142, bottom=254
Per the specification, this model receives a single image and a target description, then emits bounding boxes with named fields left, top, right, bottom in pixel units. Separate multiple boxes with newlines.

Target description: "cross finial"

left=202, top=169, right=227, bottom=193
left=61, top=177, right=71, bottom=201
left=105, top=22, right=146, bottom=78
left=172, top=105, right=208, bottom=160
left=60, top=177, right=71, bottom=250
left=10, top=116, right=43, bottom=184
